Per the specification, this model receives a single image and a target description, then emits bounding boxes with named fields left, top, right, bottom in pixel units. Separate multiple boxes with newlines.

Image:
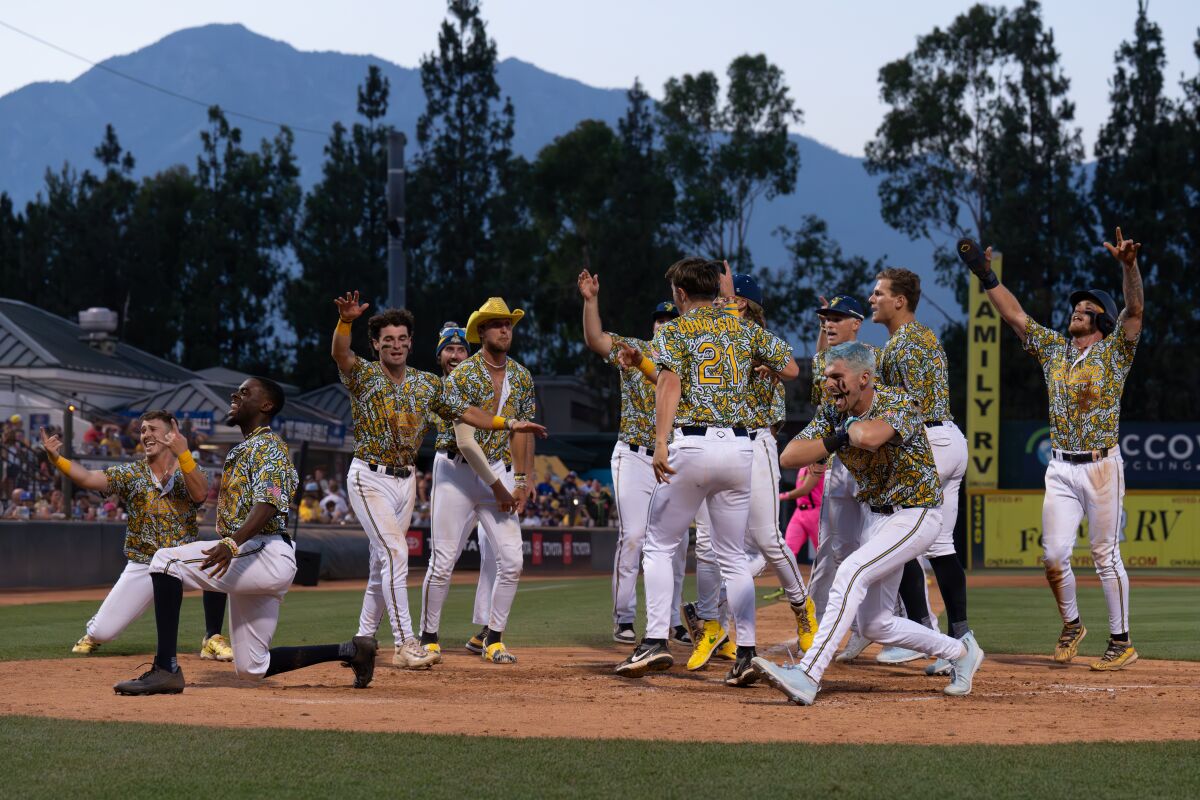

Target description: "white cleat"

left=944, top=632, right=984, bottom=696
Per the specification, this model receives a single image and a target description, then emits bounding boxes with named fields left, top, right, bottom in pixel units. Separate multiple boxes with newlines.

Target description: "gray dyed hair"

left=826, top=341, right=876, bottom=376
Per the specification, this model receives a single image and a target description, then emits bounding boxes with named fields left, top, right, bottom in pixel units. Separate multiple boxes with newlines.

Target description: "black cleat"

left=670, top=624, right=693, bottom=647
left=725, top=652, right=762, bottom=687
left=615, top=641, right=674, bottom=678
left=114, top=664, right=185, bottom=696
left=347, top=636, right=378, bottom=689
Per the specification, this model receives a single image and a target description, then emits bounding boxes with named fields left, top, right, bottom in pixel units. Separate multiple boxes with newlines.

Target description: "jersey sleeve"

left=171, top=467, right=207, bottom=507
left=248, top=439, right=298, bottom=515
left=1107, top=327, right=1140, bottom=377
left=873, top=392, right=923, bottom=444
left=516, top=369, right=536, bottom=421
left=751, top=324, right=794, bottom=373
left=810, top=352, right=825, bottom=406
left=440, top=364, right=474, bottom=419
left=338, top=355, right=371, bottom=395
left=102, top=462, right=136, bottom=499
left=1022, top=317, right=1062, bottom=364
left=797, top=405, right=835, bottom=441
left=426, top=374, right=456, bottom=422
left=652, top=324, right=684, bottom=375
left=605, top=333, right=628, bottom=368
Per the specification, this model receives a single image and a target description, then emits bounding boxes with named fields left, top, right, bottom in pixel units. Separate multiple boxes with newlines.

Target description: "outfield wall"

left=969, top=490, right=1200, bottom=569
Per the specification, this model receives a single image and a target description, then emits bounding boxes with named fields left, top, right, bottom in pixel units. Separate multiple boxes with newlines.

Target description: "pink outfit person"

left=783, top=467, right=824, bottom=557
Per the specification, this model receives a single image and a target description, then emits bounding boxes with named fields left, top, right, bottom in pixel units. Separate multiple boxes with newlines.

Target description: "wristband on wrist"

left=53, top=455, right=72, bottom=475
left=220, top=536, right=239, bottom=556
left=976, top=270, right=1000, bottom=290
left=822, top=430, right=849, bottom=454
left=636, top=356, right=656, bottom=378
left=335, top=319, right=353, bottom=337
left=177, top=450, right=197, bottom=473
left=491, top=415, right=507, bottom=430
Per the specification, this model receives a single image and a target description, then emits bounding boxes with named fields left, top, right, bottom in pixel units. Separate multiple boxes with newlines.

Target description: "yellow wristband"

left=636, top=356, right=656, bottom=378
left=220, top=536, right=239, bottom=556
left=335, top=320, right=352, bottom=337
left=492, top=415, right=507, bottom=430
left=177, top=450, right=197, bottom=474
left=53, top=455, right=72, bottom=475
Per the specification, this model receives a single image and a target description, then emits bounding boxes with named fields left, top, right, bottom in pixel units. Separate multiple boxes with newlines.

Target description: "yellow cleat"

left=483, top=641, right=517, bottom=664
left=1053, top=623, right=1087, bottom=663
left=1090, top=639, right=1138, bottom=671
left=200, top=634, right=234, bottom=662
left=686, top=620, right=728, bottom=671
left=425, top=642, right=442, bottom=654
left=72, top=634, right=101, bottom=655
left=793, top=597, right=818, bottom=653
left=714, top=640, right=737, bottom=661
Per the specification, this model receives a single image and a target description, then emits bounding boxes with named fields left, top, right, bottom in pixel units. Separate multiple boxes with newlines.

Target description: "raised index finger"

left=1115, top=226, right=1124, bottom=245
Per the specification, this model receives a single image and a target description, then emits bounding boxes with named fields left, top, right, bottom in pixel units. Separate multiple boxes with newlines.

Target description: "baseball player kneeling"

left=753, top=342, right=984, bottom=705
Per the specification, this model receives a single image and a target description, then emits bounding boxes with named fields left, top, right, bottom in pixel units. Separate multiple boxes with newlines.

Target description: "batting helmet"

left=1068, top=288, right=1119, bottom=337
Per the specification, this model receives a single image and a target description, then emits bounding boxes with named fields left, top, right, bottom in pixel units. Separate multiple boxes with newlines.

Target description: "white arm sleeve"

left=453, top=420, right=498, bottom=485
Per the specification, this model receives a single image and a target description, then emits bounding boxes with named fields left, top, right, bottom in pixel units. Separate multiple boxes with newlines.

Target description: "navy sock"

left=736, top=645, right=756, bottom=658
left=484, top=628, right=503, bottom=646
left=202, top=591, right=227, bottom=639
left=264, top=643, right=347, bottom=677
left=150, top=572, right=183, bottom=672
left=1112, top=631, right=1129, bottom=643
left=420, top=630, right=439, bottom=646
left=642, top=638, right=667, bottom=647
left=897, top=559, right=931, bottom=623
left=929, top=554, right=969, bottom=630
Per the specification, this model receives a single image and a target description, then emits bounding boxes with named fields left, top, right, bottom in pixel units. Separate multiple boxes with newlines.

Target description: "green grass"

left=1, top=716, right=1198, bottom=799
left=3, top=573, right=1197, bottom=662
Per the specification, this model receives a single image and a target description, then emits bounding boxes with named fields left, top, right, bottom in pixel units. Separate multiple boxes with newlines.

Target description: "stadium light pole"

left=62, top=404, right=75, bottom=518
left=386, top=131, right=407, bottom=311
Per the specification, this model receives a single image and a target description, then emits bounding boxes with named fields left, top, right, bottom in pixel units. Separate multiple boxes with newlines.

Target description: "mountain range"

left=0, top=23, right=954, bottom=330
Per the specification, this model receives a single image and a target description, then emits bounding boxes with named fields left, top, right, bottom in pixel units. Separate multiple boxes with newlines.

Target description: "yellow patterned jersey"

left=877, top=321, right=953, bottom=423
left=605, top=333, right=657, bottom=449
left=797, top=385, right=942, bottom=508
left=340, top=356, right=449, bottom=466
left=441, top=352, right=536, bottom=466
left=748, top=371, right=787, bottom=428
left=653, top=306, right=793, bottom=428
left=217, top=426, right=298, bottom=539
left=105, top=460, right=204, bottom=564
left=811, top=343, right=880, bottom=406
left=1023, top=317, right=1138, bottom=451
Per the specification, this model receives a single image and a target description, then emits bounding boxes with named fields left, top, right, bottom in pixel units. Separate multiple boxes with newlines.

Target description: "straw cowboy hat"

left=466, top=297, right=525, bottom=343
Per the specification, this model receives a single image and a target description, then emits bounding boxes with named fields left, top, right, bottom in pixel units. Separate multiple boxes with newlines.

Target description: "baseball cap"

left=816, top=295, right=865, bottom=320
left=651, top=301, right=679, bottom=322
left=8, top=414, right=20, bottom=424
left=733, top=274, right=763, bottom=306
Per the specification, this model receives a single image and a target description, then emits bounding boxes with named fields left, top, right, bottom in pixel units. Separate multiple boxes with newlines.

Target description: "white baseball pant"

left=797, top=506, right=964, bottom=684
left=472, top=524, right=497, bottom=627
left=694, top=502, right=766, bottom=627
left=643, top=428, right=755, bottom=645
left=808, top=457, right=865, bottom=618
left=420, top=452, right=523, bottom=635
left=347, top=459, right=418, bottom=643
left=925, top=421, right=968, bottom=557
left=611, top=442, right=688, bottom=627
left=1042, top=451, right=1130, bottom=635
left=84, top=561, right=154, bottom=642
left=150, top=535, right=297, bottom=679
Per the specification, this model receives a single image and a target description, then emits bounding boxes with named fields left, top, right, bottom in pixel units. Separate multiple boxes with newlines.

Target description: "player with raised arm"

left=43, top=413, right=232, bottom=662
left=613, top=258, right=800, bottom=688
left=753, top=342, right=984, bottom=705
left=959, top=228, right=1143, bottom=670
left=577, top=270, right=691, bottom=646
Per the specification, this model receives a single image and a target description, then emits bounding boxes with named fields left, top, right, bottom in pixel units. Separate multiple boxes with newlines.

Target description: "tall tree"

left=180, top=107, right=300, bottom=373
left=406, top=0, right=521, bottom=364
left=285, top=65, right=392, bottom=389
left=658, top=54, right=802, bottom=264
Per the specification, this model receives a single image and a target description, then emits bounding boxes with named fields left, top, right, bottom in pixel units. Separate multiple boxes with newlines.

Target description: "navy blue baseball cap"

left=816, top=295, right=865, bottom=320
left=652, top=301, right=679, bottom=322
left=733, top=274, right=763, bottom=306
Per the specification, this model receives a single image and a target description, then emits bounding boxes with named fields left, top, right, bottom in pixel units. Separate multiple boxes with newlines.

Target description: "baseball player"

left=334, top=296, right=533, bottom=668
left=684, top=274, right=816, bottom=671
left=753, top=342, right=984, bottom=705
left=113, top=378, right=378, bottom=695
left=869, top=267, right=972, bottom=672
left=614, top=258, right=799, bottom=687
left=419, top=298, right=545, bottom=664
left=42, top=413, right=233, bottom=662
left=961, top=228, right=1143, bottom=670
left=576, top=270, right=691, bottom=646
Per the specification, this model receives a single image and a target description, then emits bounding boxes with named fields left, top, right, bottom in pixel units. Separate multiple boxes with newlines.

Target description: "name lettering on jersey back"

left=676, top=315, right=741, bottom=336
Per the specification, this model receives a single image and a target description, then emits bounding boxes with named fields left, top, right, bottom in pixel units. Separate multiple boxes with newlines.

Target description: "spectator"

left=119, top=420, right=140, bottom=455
left=535, top=471, right=555, bottom=497
left=3, top=488, right=26, bottom=519
left=82, top=420, right=104, bottom=453
left=313, top=467, right=331, bottom=496
left=298, top=482, right=322, bottom=523
left=585, top=479, right=614, bottom=527
left=321, top=485, right=349, bottom=519
left=100, top=426, right=123, bottom=457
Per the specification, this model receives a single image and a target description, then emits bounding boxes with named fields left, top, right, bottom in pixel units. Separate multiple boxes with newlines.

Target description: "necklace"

left=482, top=354, right=507, bottom=370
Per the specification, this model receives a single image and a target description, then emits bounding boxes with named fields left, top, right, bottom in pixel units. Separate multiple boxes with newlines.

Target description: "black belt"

left=869, top=504, right=921, bottom=515
left=278, top=532, right=293, bottom=546
left=1052, top=447, right=1112, bottom=464
left=443, top=451, right=512, bottom=472
left=680, top=426, right=755, bottom=440
left=626, top=443, right=655, bottom=457
left=924, top=420, right=950, bottom=428
left=366, top=461, right=412, bottom=478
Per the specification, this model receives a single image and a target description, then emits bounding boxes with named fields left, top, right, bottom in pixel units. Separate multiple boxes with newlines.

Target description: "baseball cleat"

left=200, top=634, right=234, bottom=662
left=483, top=641, right=517, bottom=664
left=424, top=642, right=444, bottom=664
left=1054, top=623, right=1087, bottom=663
left=1090, top=639, right=1138, bottom=671
left=686, top=620, right=728, bottom=671
left=670, top=624, right=693, bottom=647
left=680, top=602, right=702, bottom=643
left=753, top=657, right=819, bottom=706
left=925, top=657, right=953, bottom=676
left=724, top=652, right=762, bottom=687
left=792, top=597, right=818, bottom=653
left=613, top=623, right=637, bottom=644
left=943, top=632, right=984, bottom=696
left=835, top=632, right=871, bottom=663
left=615, top=641, right=673, bottom=678
left=715, top=640, right=737, bottom=661
left=465, top=627, right=487, bottom=655
left=347, top=636, right=378, bottom=689
left=394, top=638, right=439, bottom=669
left=72, top=634, right=101, bottom=655
left=876, top=646, right=925, bottom=665
left=114, top=664, right=185, bottom=696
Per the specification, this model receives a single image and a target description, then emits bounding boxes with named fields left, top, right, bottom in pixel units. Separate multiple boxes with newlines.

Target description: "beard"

left=1067, top=317, right=1095, bottom=337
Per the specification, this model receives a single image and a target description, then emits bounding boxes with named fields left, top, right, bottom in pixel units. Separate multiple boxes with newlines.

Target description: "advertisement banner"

left=1000, top=421, right=1200, bottom=490
left=972, top=490, right=1200, bottom=568
left=405, top=527, right=594, bottom=571
left=967, top=255, right=1001, bottom=489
